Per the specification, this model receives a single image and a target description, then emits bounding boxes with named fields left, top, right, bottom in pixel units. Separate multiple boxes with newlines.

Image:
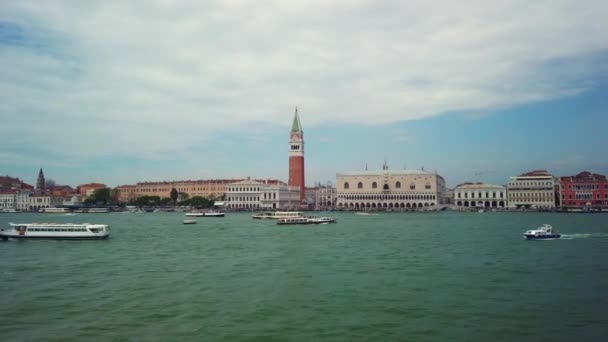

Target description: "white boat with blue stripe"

left=524, top=224, right=560, bottom=240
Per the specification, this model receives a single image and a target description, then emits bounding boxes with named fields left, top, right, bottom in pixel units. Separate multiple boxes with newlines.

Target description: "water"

left=1, top=212, right=608, bottom=341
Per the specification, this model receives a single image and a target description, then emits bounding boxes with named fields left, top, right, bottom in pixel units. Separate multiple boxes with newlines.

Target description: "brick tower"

left=36, top=168, right=45, bottom=194
left=288, top=107, right=305, bottom=203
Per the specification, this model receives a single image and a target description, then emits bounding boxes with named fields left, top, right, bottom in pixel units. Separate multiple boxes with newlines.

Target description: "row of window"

left=510, top=198, right=554, bottom=202
left=228, top=187, right=261, bottom=192
left=568, top=184, right=608, bottom=190
left=509, top=181, right=553, bottom=187
left=27, top=228, right=87, bottom=232
left=339, top=194, right=436, bottom=201
left=343, top=182, right=431, bottom=190
left=456, top=192, right=504, bottom=199
left=338, top=202, right=435, bottom=208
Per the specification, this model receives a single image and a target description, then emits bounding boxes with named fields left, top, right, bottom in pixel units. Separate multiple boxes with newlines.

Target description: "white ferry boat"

left=1, top=223, right=110, bottom=240
left=276, top=216, right=337, bottom=225
left=185, top=211, right=225, bottom=217
left=252, top=211, right=304, bottom=219
left=524, top=224, right=560, bottom=240
left=0, top=208, right=19, bottom=213
left=40, top=207, right=69, bottom=213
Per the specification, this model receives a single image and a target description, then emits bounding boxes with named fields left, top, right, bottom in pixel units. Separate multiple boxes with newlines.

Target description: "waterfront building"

left=115, top=185, right=137, bottom=203
left=0, top=192, right=15, bottom=210
left=507, top=170, right=556, bottom=209
left=225, top=179, right=299, bottom=209
left=29, top=195, right=51, bottom=210
left=288, top=107, right=306, bottom=203
left=454, top=183, right=507, bottom=208
left=77, top=183, right=107, bottom=197
left=559, top=171, right=608, bottom=210
left=133, top=179, right=238, bottom=200
left=48, top=185, right=77, bottom=198
left=36, top=168, right=46, bottom=194
left=336, top=164, right=446, bottom=210
left=312, top=185, right=337, bottom=210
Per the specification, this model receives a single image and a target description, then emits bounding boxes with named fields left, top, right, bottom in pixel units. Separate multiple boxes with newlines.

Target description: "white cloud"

left=1, top=0, right=607, bottom=159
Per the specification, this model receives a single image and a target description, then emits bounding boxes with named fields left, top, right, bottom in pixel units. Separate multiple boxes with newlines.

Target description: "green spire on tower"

left=291, top=107, right=302, bottom=132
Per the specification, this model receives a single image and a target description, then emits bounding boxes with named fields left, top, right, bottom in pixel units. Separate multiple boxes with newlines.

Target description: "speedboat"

left=276, top=216, right=337, bottom=225
left=524, top=224, right=560, bottom=240
left=183, top=219, right=197, bottom=225
left=1, top=223, right=110, bottom=240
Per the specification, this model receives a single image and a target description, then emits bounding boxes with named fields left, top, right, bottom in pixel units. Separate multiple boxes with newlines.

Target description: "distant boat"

left=478, top=209, right=485, bottom=213
left=276, top=216, right=337, bottom=225
left=63, top=213, right=77, bottom=216
left=524, top=224, right=561, bottom=240
left=183, top=219, right=197, bottom=225
left=355, top=212, right=378, bottom=216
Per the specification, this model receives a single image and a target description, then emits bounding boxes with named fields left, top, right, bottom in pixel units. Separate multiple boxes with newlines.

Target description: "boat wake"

left=560, top=233, right=608, bottom=240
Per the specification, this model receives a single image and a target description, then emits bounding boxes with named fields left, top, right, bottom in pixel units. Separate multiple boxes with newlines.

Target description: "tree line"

left=84, top=187, right=221, bottom=208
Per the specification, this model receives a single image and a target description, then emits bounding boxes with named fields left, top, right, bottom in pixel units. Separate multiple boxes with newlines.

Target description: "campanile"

left=288, top=107, right=305, bottom=203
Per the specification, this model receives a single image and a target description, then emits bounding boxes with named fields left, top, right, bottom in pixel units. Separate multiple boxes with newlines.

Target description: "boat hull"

left=1, top=234, right=109, bottom=240
left=524, top=234, right=561, bottom=240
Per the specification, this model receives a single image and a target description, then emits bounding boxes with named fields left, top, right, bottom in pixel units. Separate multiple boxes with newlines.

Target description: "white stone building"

left=507, top=170, right=557, bottom=209
left=336, top=166, right=446, bottom=210
left=225, top=179, right=300, bottom=210
left=313, top=185, right=337, bottom=210
left=454, top=183, right=507, bottom=208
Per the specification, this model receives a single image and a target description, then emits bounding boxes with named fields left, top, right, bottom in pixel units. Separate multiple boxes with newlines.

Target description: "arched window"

left=344, top=182, right=350, bottom=189
left=395, top=181, right=401, bottom=188
left=372, top=182, right=378, bottom=189
left=425, top=182, right=431, bottom=190
left=357, top=182, right=363, bottom=189
left=410, top=183, right=415, bottom=190
left=383, top=184, right=389, bottom=190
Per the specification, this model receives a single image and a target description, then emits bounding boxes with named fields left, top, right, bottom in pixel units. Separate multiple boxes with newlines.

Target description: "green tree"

left=170, top=188, right=178, bottom=205
left=160, top=197, right=172, bottom=206
left=110, top=188, right=121, bottom=205
left=92, top=188, right=111, bottom=205
left=178, top=192, right=189, bottom=202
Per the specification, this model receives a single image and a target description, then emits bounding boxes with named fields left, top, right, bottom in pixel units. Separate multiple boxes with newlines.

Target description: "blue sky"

left=1, top=1, right=607, bottom=188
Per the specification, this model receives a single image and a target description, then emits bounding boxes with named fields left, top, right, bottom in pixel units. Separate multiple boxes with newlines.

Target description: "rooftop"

left=455, top=182, right=505, bottom=189
left=337, top=169, right=440, bottom=177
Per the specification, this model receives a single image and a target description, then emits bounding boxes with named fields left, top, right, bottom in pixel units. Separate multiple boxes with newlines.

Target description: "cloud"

left=1, top=0, right=607, bottom=160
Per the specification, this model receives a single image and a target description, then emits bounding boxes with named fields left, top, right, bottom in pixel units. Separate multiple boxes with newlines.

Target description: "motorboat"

left=524, top=224, right=560, bottom=240
left=1, top=223, right=110, bottom=240
left=40, top=207, right=69, bottom=213
left=276, top=216, right=337, bottom=225
left=183, top=219, right=197, bottom=225
left=252, top=211, right=303, bottom=219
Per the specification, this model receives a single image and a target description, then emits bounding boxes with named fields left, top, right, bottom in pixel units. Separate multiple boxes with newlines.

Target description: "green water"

left=1, top=212, right=607, bottom=341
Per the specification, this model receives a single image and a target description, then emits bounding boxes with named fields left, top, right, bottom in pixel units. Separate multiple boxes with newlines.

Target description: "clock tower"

left=289, top=107, right=305, bottom=203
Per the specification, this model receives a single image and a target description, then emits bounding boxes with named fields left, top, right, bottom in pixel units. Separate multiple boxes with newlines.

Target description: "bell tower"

left=288, top=107, right=305, bottom=203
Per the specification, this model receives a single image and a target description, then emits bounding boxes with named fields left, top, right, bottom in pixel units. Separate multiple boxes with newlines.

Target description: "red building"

left=560, top=171, right=608, bottom=209
left=288, top=108, right=305, bottom=203
left=48, top=185, right=77, bottom=198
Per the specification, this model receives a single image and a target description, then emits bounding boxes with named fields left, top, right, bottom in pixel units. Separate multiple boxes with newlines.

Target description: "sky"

left=0, top=0, right=607, bottom=188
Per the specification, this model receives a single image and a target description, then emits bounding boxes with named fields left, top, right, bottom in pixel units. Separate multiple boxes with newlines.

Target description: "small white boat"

left=1, top=223, right=110, bottom=240
left=355, top=212, right=378, bottom=216
left=183, top=219, right=197, bottom=225
left=478, top=209, right=485, bottom=213
left=63, top=213, right=77, bottom=216
left=524, top=224, right=560, bottom=240
left=276, top=216, right=337, bottom=225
